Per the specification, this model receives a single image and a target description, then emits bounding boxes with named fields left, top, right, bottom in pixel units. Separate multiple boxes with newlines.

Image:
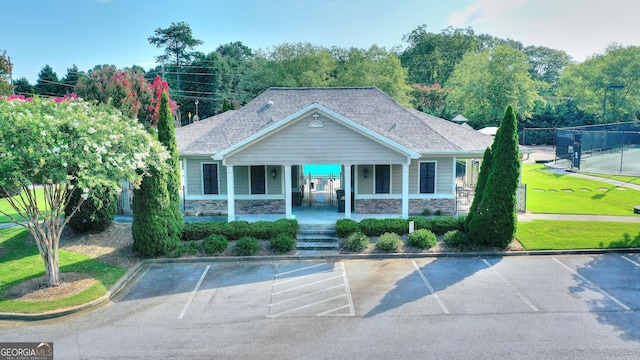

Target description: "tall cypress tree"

left=157, top=91, right=184, bottom=243
left=468, top=105, right=520, bottom=248
left=132, top=91, right=182, bottom=257
left=465, top=146, right=492, bottom=231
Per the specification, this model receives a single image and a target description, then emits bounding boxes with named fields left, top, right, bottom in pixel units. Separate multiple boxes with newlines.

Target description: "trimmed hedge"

left=336, top=219, right=360, bottom=238
left=182, top=219, right=298, bottom=241
left=443, top=230, right=471, bottom=250
left=359, top=218, right=409, bottom=237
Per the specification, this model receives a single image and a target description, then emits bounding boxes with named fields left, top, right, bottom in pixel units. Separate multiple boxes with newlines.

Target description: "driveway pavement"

left=2, top=255, right=640, bottom=359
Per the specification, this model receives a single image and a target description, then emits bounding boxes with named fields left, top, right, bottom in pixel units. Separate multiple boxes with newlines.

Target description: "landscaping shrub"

left=408, top=229, right=437, bottom=248
left=385, top=218, right=409, bottom=235
left=376, top=232, right=402, bottom=252
left=173, top=241, right=198, bottom=257
left=223, top=221, right=250, bottom=240
left=429, top=217, right=461, bottom=235
left=247, top=220, right=274, bottom=239
left=409, top=217, right=432, bottom=231
left=359, top=218, right=386, bottom=237
left=274, top=218, right=298, bottom=238
left=443, top=230, right=470, bottom=250
left=336, top=219, right=359, bottom=238
left=203, top=234, right=229, bottom=256
left=344, top=232, right=369, bottom=252
left=270, top=233, right=296, bottom=254
left=181, top=221, right=225, bottom=241
left=0, top=184, right=20, bottom=199
left=233, top=236, right=261, bottom=256
left=457, top=215, right=467, bottom=232
left=66, top=184, right=118, bottom=233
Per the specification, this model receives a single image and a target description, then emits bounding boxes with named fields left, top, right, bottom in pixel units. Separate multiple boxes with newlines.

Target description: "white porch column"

left=402, top=163, right=409, bottom=219
left=284, top=165, right=292, bottom=219
left=226, top=165, right=235, bottom=222
left=465, top=159, right=474, bottom=185
left=344, top=164, right=352, bottom=219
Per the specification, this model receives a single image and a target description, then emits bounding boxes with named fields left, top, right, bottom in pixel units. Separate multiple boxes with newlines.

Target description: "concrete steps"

left=296, top=224, right=339, bottom=251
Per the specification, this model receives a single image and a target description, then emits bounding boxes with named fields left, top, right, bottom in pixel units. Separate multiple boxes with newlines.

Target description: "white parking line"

left=274, top=263, right=328, bottom=277
left=339, top=262, right=355, bottom=316
left=269, top=284, right=345, bottom=306
left=271, top=275, right=343, bottom=295
left=553, top=258, right=630, bottom=311
left=268, top=295, right=347, bottom=318
left=622, top=256, right=640, bottom=268
left=178, top=265, right=210, bottom=320
left=481, top=259, right=539, bottom=312
left=412, top=261, right=449, bottom=314
left=272, top=269, right=336, bottom=286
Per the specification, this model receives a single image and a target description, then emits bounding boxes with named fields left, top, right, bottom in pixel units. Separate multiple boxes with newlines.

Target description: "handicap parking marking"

left=552, top=257, right=630, bottom=311
left=268, top=262, right=354, bottom=318
left=480, top=258, right=539, bottom=312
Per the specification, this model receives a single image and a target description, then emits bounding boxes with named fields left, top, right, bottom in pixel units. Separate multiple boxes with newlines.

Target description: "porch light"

left=271, top=168, right=277, bottom=179
left=363, top=167, right=369, bottom=178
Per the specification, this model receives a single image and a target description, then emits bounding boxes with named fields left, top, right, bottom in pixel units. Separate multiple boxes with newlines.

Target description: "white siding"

left=409, top=158, right=454, bottom=195
left=225, top=114, right=408, bottom=165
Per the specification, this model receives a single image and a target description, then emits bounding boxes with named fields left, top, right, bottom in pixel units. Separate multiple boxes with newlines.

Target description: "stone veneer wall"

left=354, top=198, right=455, bottom=215
left=409, top=199, right=455, bottom=215
left=184, top=199, right=285, bottom=216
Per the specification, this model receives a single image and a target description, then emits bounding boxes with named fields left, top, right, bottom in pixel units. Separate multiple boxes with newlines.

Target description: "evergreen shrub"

left=234, top=236, right=261, bottom=256
left=336, top=219, right=359, bottom=238
left=344, top=232, right=369, bottom=252
left=408, top=229, right=437, bottom=248
left=270, top=233, right=296, bottom=254
left=376, top=232, right=402, bottom=252
left=203, top=234, right=229, bottom=256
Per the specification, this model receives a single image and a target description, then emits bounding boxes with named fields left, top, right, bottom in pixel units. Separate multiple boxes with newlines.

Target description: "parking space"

left=112, top=254, right=640, bottom=323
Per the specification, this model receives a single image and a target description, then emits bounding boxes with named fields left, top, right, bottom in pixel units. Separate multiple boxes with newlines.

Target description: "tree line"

left=2, top=22, right=639, bottom=140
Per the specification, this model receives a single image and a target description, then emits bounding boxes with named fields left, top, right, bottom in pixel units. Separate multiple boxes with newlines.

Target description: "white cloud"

left=449, top=0, right=530, bottom=27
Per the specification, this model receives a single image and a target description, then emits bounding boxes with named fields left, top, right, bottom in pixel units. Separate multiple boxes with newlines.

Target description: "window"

left=375, top=165, right=391, bottom=194
left=251, top=166, right=266, bottom=194
left=420, top=162, right=436, bottom=194
left=203, top=163, right=219, bottom=194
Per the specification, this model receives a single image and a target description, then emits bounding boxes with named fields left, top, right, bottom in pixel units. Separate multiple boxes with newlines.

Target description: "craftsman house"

left=176, top=87, right=520, bottom=221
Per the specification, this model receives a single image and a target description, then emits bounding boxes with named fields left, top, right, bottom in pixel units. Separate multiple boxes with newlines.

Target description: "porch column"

left=344, top=164, right=352, bottom=219
left=284, top=165, right=292, bottom=219
left=226, top=165, right=235, bottom=222
left=465, top=159, right=474, bottom=184
left=402, top=163, right=409, bottom=219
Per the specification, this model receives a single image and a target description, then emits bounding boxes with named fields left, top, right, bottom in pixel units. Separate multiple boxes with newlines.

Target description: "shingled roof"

left=176, top=87, right=517, bottom=156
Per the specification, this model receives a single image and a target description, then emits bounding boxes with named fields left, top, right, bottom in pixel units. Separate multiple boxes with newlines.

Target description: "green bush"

left=385, top=218, right=409, bottom=235
left=359, top=218, right=386, bottom=237
left=274, top=218, right=298, bottom=238
left=336, top=219, right=360, bottom=238
left=376, top=232, right=402, bottom=252
left=234, top=236, right=261, bottom=256
left=223, top=221, right=250, bottom=240
left=408, top=229, right=437, bottom=248
left=344, top=232, right=369, bottom=252
left=457, top=216, right=467, bottom=232
left=0, top=184, right=21, bottom=198
left=247, top=220, right=274, bottom=239
left=443, top=230, right=470, bottom=250
left=421, top=208, right=432, bottom=216
left=182, top=221, right=225, bottom=241
left=430, top=217, right=461, bottom=235
left=173, top=241, right=198, bottom=257
left=66, top=184, right=118, bottom=233
left=270, top=233, right=296, bottom=254
left=409, top=217, right=432, bottom=231
left=203, top=234, right=229, bottom=256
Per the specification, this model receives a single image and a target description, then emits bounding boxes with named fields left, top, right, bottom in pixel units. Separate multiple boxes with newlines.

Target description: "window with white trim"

left=375, top=165, right=391, bottom=194
left=202, top=163, right=219, bottom=194
left=419, top=162, right=436, bottom=194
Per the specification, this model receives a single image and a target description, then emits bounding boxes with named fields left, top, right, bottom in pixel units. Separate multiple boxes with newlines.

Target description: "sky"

left=3, top=0, right=640, bottom=83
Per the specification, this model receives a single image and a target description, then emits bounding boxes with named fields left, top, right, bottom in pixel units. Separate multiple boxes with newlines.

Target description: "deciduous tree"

left=0, top=95, right=168, bottom=286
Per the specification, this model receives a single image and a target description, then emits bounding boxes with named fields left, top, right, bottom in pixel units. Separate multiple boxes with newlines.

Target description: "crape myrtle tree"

left=467, top=105, right=520, bottom=248
left=0, top=95, right=168, bottom=287
left=132, top=91, right=182, bottom=257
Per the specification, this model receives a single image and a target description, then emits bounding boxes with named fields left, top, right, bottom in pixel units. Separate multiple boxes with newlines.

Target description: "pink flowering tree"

left=0, top=96, right=168, bottom=287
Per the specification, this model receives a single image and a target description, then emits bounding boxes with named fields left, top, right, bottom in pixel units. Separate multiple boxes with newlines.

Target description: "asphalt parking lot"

left=3, top=254, right=640, bottom=359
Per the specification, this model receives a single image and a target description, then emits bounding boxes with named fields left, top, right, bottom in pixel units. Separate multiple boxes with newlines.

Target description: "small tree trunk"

left=31, top=221, right=62, bottom=287
left=43, top=246, right=60, bottom=287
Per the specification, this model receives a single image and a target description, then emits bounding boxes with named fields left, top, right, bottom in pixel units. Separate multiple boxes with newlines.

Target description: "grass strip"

left=516, top=220, right=640, bottom=250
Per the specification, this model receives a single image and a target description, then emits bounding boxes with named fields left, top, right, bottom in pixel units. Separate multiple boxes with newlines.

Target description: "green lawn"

left=0, top=227, right=127, bottom=313
left=516, top=220, right=640, bottom=250
left=581, top=172, right=640, bottom=186
left=0, top=188, right=47, bottom=223
left=523, top=164, right=640, bottom=215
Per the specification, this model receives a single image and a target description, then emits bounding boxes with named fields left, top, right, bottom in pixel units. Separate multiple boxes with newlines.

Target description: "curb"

left=3, top=248, right=640, bottom=321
